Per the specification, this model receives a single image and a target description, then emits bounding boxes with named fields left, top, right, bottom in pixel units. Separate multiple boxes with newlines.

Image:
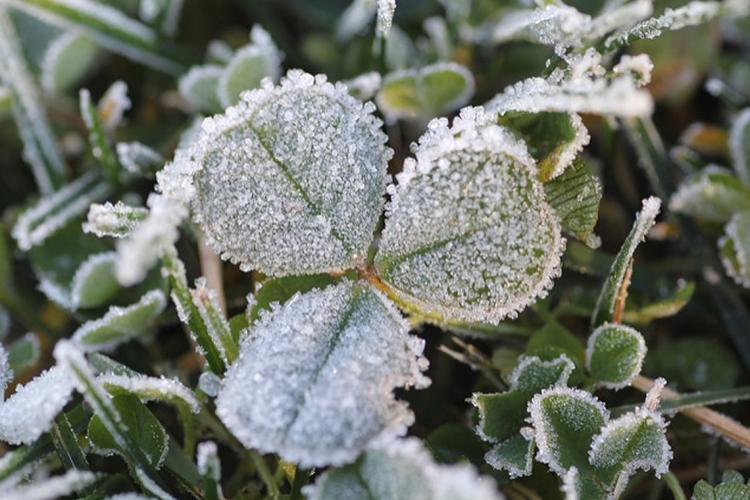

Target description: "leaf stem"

left=662, top=472, right=687, bottom=500
left=249, top=450, right=280, bottom=499
left=198, top=235, right=226, bottom=314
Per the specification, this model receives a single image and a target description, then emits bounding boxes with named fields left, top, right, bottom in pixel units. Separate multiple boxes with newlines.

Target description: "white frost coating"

left=217, top=25, right=283, bottom=108
left=337, top=0, right=377, bottom=40
left=98, top=81, right=131, bottom=131
left=585, top=322, right=647, bottom=390
left=486, top=64, right=653, bottom=118
left=196, top=441, right=220, bottom=480
left=190, top=277, right=230, bottom=365
left=729, top=108, right=750, bottom=185
left=527, top=386, right=609, bottom=476
left=305, top=438, right=502, bottom=500
left=377, top=62, right=475, bottom=123
left=178, top=65, right=223, bottom=112
left=40, top=31, right=98, bottom=95
left=198, top=371, right=221, bottom=397
left=484, top=436, right=534, bottom=478
left=7, top=0, right=184, bottom=74
left=510, top=355, right=575, bottom=392
left=343, top=71, right=382, bottom=101
left=116, top=194, right=187, bottom=286
left=376, top=107, right=564, bottom=324
left=170, top=70, right=392, bottom=277
left=546, top=113, right=590, bottom=181
left=481, top=5, right=591, bottom=46
left=84, top=201, right=149, bottom=238
left=376, top=0, right=397, bottom=37
left=116, top=142, right=164, bottom=177
left=12, top=171, right=110, bottom=251
left=70, top=251, right=118, bottom=309
left=668, top=165, right=750, bottom=223
left=0, top=469, right=96, bottom=500
left=0, top=344, right=11, bottom=396
left=72, top=289, right=167, bottom=351
left=719, top=210, right=750, bottom=288
left=0, top=365, right=75, bottom=445
left=645, top=377, right=667, bottom=411
left=216, top=280, right=429, bottom=468
left=98, top=373, right=200, bottom=414
left=105, top=494, right=153, bottom=500
left=613, top=54, right=654, bottom=86
left=560, top=466, right=581, bottom=500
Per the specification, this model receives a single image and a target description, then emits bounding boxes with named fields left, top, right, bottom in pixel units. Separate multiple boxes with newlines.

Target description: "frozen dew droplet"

left=216, top=280, right=429, bottom=468
left=375, top=107, right=564, bottom=324
left=179, top=69, right=392, bottom=277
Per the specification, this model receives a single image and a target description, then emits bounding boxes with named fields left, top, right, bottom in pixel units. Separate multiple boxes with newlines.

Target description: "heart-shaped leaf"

left=586, top=323, right=646, bottom=389
left=173, top=70, right=392, bottom=277
left=719, top=210, right=750, bottom=288
left=375, top=107, right=564, bottom=324
left=216, top=280, right=429, bottom=467
left=305, top=438, right=501, bottom=500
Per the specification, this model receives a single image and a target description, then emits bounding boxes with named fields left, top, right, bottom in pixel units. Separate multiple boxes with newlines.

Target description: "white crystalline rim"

left=613, top=54, right=654, bottom=86
left=585, top=322, right=647, bottom=390
left=70, top=251, right=118, bottom=309
left=343, top=71, right=383, bottom=101
left=169, top=69, right=392, bottom=274
left=0, top=343, right=11, bottom=396
left=40, top=31, right=96, bottom=94
left=72, top=289, right=167, bottom=351
left=719, top=211, right=750, bottom=288
left=376, top=0, right=397, bottom=38
left=729, top=108, right=750, bottom=185
left=98, top=81, right=131, bottom=131
left=561, top=466, right=581, bottom=500
left=484, top=434, right=534, bottom=478
left=116, top=142, right=164, bottom=176
left=383, top=106, right=565, bottom=324
left=196, top=441, right=220, bottom=479
left=668, top=165, right=739, bottom=221
left=510, top=354, right=576, bottom=391
left=97, top=372, right=201, bottom=414
left=1, top=469, right=96, bottom=500
left=178, top=64, right=223, bottom=108
left=377, top=62, right=475, bottom=122
left=587, top=407, right=672, bottom=480
left=83, top=201, right=149, bottom=239
left=528, top=386, right=609, bottom=476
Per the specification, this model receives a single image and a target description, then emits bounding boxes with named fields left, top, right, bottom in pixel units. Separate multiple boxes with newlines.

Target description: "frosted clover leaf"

left=305, top=438, right=501, bottom=500
left=375, top=107, right=564, bottom=324
left=585, top=323, right=647, bottom=389
left=165, top=70, right=392, bottom=277
left=216, top=280, right=429, bottom=467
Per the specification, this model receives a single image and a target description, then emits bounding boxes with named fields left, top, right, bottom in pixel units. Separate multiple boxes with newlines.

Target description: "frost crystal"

left=376, top=107, right=564, bottom=324
left=0, top=470, right=96, bottom=500
left=585, top=323, right=647, bottom=390
left=719, top=210, right=750, bottom=288
left=216, top=280, right=429, bottom=467
left=376, top=0, right=397, bottom=37
left=305, top=438, right=501, bottom=500
left=197, top=441, right=221, bottom=480
left=98, top=373, right=200, bottom=414
left=83, top=201, right=149, bottom=239
left=510, top=355, right=575, bottom=393
left=0, top=365, right=75, bottom=445
left=343, top=71, right=382, bottom=101
left=97, top=81, right=131, bottom=131
left=178, top=64, right=223, bottom=113
left=198, top=371, right=222, bottom=397
left=171, top=70, right=392, bottom=277
left=116, top=142, right=164, bottom=177
left=669, top=165, right=750, bottom=223
left=0, top=344, right=11, bottom=396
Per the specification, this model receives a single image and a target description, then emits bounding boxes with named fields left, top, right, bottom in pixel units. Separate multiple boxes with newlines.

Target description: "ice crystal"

left=305, top=438, right=501, bottom=500
left=510, top=355, right=575, bottom=393
left=97, top=81, right=131, bottom=131
left=719, top=210, right=750, bottom=288
left=168, top=70, right=392, bottom=277
left=178, top=65, right=223, bottom=113
left=70, top=252, right=119, bottom=309
left=669, top=165, right=750, bottom=223
left=376, top=107, right=564, bottom=324
left=116, top=142, right=164, bottom=177
left=198, top=371, right=221, bottom=397
left=585, top=323, right=647, bottom=390
left=482, top=4, right=591, bottom=46
left=0, top=365, right=75, bottom=445
left=196, top=441, right=220, bottom=480
left=190, top=277, right=234, bottom=365
left=343, top=71, right=382, bottom=101
left=0, top=344, right=11, bottom=396
left=98, top=373, right=200, bottom=414
left=729, top=107, right=750, bottom=184
left=486, top=57, right=653, bottom=118
left=484, top=434, right=535, bottom=479
left=83, top=201, right=149, bottom=239
left=216, top=280, right=429, bottom=468
left=116, top=194, right=187, bottom=286
left=376, top=0, right=397, bottom=38
left=0, top=470, right=96, bottom=500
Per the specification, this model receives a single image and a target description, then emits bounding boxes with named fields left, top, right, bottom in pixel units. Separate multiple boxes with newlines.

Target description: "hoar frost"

left=376, top=107, right=564, bottom=324
left=163, top=70, right=392, bottom=277
left=216, top=280, right=429, bottom=467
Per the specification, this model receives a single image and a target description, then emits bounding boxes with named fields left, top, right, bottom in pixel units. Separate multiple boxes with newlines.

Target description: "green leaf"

left=586, top=323, right=646, bottom=389
left=375, top=108, right=564, bottom=324
left=83, top=201, right=149, bottom=239
left=51, top=412, right=89, bottom=470
left=485, top=434, right=535, bottom=479
left=498, top=112, right=590, bottom=182
left=98, top=372, right=200, bottom=415
left=473, top=390, right=530, bottom=443
left=591, top=197, right=661, bottom=327
left=543, top=157, right=602, bottom=246
left=511, top=355, right=574, bottom=394
left=7, top=333, right=40, bottom=374
left=71, top=252, right=121, bottom=309
left=730, top=108, right=750, bottom=185
left=41, top=32, right=99, bottom=94
left=719, top=210, right=750, bottom=289
left=691, top=471, right=750, bottom=500
left=80, top=87, right=121, bottom=185
left=425, top=423, right=486, bottom=465
left=623, top=281, right=695, bottom=325
left=0, top=8, right=67, bottom=193
left=527, top=321, right=586, bottom=369
left=376, top=62, right=475, bottom=122
left=196, top=441, right=223, bottom=500
left=72, top=289, right=166, bottom=351
left=248, top=273, right=338, bottom=324
left=178, top=65, right=223, bottom=114
left=306, top=438, right=501, bottom=500
left=217, top=26, right=282, bottom=108
left=644, top=339, right=739, bottom=391
left=190, top=278, right=238, bottom=364
left=215, top=280, right=428, bottom=468
left=9, top=0, right=189, bottom=74
left=669, top=166, right=750, bottom=223
left=176, top=70, right=391, bottom=277
left=88, top=394, right=169, bottom=469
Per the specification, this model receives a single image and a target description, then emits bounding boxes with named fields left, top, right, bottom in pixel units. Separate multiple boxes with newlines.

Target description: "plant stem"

left=249, top=450, right=280, bottom=499
left=198, top=235, right=226, bottom=314
left=632, top=375, right=750, bottom=450
left=662, top=472, right=687, bottom=500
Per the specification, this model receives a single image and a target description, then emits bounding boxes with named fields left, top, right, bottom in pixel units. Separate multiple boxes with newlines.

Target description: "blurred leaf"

left=645, top=339, right=740, bottom=391
left=669, top=166, right=750, bottom=223
left=719, top=210, right=750, bottom=288
left=71, top=252, right=121, bottom=310
left=41, top=32, right=100, bottom=95
left=425, top=423, right=486, bottom=465
left=623, top=281, right=694, bottom=324
left=7, top=333, right=40, bottom=373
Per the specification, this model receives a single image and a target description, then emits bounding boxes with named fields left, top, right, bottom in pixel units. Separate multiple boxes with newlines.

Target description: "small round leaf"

left=586, top=323, right=646, bottom=389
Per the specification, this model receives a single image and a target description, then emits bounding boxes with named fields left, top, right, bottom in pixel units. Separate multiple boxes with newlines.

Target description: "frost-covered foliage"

left=0, top=0, right=749, bottom=498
